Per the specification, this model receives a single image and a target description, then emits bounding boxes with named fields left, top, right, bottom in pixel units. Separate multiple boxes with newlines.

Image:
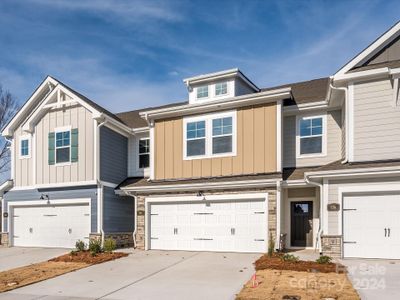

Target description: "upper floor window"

left=197, top=85, right=209, bottom=99
left=55, top=129, right=71, bottom=164
left=212, top=117, right=232, bottom=154
left=186, top=120, right=206, bottom=157
left=20, top=136, right=30, bottom=158
left=297, top=115, right=326, bottom=157
left=139, top=138, right=150, bottom=168
left=184, top=111, right=236, bottom=159
left=215, top=82, right=228, bottom=96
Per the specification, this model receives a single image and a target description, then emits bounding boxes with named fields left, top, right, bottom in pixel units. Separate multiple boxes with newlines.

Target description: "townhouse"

left=1, top=21, right=400, bottom=259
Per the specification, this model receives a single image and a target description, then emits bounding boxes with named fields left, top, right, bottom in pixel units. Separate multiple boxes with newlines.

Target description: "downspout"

left=329, top=77, right=348, bottom=164
left=126, top=191, right=137, bottom=248
left=96, top=118, right=107, bottom=246
left=305, top=175, right=323, bottom=254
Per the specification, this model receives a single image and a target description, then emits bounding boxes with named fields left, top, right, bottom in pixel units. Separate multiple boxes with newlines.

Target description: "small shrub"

left=281, top=254, right=299, bottom=263
left=70, top=250, right=78, bottom=256
left=89, top=238, right=102, bottom=255
left=316, top=255, right=332, bottom=264
left=75, top=240, right=86, bottom=252
left=267, top=232, right=275, bottom=257
left=103, top=238, right=116, bottom=253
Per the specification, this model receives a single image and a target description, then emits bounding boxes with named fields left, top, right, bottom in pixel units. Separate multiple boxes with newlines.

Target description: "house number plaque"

left=327, top=203, right=340, bottom=211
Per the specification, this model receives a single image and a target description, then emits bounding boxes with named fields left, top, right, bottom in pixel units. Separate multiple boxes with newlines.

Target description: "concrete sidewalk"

left=1, top=250, right=260, bottom=300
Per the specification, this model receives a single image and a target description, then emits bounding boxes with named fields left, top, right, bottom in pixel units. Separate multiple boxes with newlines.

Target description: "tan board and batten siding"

left=353, top=79, right=400, bottom=161
left=154, top=103, right=277, bottom=180
left=283, top=110, right=342, bottom=168
left=14, top=104, right=95, bottom=187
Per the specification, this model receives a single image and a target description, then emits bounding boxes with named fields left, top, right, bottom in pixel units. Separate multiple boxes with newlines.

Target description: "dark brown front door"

left=291, top=201, right=313, bottom=247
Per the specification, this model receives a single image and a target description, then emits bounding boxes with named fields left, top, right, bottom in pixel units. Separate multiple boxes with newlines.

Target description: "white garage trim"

left=7, top=198, right=91, bottom=246
left=144, top=192, right=268, bottom=251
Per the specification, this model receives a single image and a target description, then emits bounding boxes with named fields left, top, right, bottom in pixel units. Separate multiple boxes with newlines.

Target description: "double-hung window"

left=55, top=130, right=71, bottom=163
left=197, top=86, right=209, bottom=99
left=20, top=136, right=30, bottom=158
left=212, top=117, right=232, bottom=154
left=184, top=111, right=236, bottom=159
left=298, top=115, right=325, bottom=156
left=139, top=138, right=150, bottom=168
left=215, top=82, right=227, bottom=96
left=186, top=121, right=206, bottom=157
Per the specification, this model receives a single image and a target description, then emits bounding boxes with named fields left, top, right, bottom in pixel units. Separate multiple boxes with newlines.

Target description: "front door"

left=291, top=201, right=313, bottom=247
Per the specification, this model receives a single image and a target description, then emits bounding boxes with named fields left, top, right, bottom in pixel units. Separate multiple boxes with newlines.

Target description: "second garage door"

left=12, top=203, right=91, bottom=248
left=343, top=194, right=400, bottom=259
left=149, top=199, right=267, bottom=253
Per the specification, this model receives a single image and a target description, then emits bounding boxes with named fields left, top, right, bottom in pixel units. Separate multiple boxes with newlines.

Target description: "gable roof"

left=335, top=21, right=400, bottom=76
left=261, top=77, right=329, bottom=106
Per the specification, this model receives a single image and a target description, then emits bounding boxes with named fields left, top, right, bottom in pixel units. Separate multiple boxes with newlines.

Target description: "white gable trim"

left=335, top=21, right=400, bottom=76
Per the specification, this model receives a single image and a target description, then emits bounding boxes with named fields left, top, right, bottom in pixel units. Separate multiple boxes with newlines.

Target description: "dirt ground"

left=236, top=269, right=360, bottom=300
left=0, top=251, right=128, bottom=293
left=255, top=254, right=342, bottom=273
left=49, top=251, right=128, bottom=264
left=0, top=261, right=87, bottom=293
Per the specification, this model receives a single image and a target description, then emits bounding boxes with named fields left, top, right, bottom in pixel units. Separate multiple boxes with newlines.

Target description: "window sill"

left=297, top=153, right=327, bottom=159
left=19, top=156, right=31, bottom=160
left=184, top=152, right=237, bottom=160
left=54, top=162, right=72, bottom=167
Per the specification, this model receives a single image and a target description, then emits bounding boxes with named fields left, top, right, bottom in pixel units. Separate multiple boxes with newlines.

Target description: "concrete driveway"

left=0, top=247, right=68, bottom=272
left=340, top=259, right=400, bottom=300
left=1, top=250, right=260, bottom=300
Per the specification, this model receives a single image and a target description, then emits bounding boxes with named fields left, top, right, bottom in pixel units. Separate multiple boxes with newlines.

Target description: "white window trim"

left=196, top=85, right=209, bottom=100
left=183, top=110, right=237, bottom=160
left=214, top=81, right=228, bottom=98
left=296, top=114, right=327, bottom=159
left=19, top=135, right=31, bottom=159
left=138, top=137, right=150, bottom=170
left=54, top=125, right=72, bottom=166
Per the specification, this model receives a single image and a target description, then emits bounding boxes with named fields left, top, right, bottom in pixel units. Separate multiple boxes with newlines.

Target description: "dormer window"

left=197, top=85, right=209, bottom=99
left=215, top=82, right=227, bottom=96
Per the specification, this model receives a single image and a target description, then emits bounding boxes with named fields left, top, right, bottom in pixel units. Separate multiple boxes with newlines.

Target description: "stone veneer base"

left=321, top=235, right=342, bottom=258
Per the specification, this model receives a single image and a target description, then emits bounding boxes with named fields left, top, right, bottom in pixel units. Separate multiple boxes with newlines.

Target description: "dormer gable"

left=183, top=68, right=259, bottom=104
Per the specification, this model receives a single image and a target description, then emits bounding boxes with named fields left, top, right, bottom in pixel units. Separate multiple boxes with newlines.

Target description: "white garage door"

left=343, top=194, right=400, bottom=259
left=12, top=203, right=90, bottom=248
left=149, top=199, right=267, bottom=253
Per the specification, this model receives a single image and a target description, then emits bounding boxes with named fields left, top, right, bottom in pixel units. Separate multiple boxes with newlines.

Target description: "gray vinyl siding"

left=100, top=126, right=128, bottom=184
left=235, top=78, right=255, bottom=96
left=353, top=79, right=400, bottom=161
left=326, top=177, right=399, bottom=235
left=283, top=110, right=342, bottom=168
left=103, top=186, right=134, bottom=233
left=2, top=186, right=97, bottom=232
left=363, top=35, right=400, bottom=65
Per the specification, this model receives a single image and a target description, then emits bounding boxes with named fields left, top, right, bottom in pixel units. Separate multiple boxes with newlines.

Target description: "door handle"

left=385, top=228, right=387, bottom=237
left=173, top=228, right=178, bottom=235
left=388, top=228, right=391, bottom=237
left=231, top=228, right=235, bottom=235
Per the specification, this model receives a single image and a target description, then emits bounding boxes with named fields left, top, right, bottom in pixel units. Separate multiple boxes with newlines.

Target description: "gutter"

left=329, top=76, right=349, bottom=164
left=304, top=175, right=323, bottom=254
left=95, top=118, right=107, bottom=246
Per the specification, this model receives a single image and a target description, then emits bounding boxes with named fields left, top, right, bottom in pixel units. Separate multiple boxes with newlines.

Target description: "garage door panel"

left=344, top=194, right=400, bottom=259
left=12, top=203, right=90, bottom=248
left=149, top=199, right=267, bottom=252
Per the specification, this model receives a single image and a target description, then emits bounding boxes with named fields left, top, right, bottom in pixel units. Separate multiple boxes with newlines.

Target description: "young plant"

left=75, top=240, right=86, bottom=252
left=267, top=232, right=275, bottom=257
left=316, top=255, right=332, bottom=264
left=103, top=238, right=117, bottom=253
left=89, top=238, right=102, bottom=255
left=281, top=254, right=299, bottom=262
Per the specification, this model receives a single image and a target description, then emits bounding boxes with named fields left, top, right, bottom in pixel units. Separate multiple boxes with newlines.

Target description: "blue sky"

left=0, top=0, right=399, bottom=113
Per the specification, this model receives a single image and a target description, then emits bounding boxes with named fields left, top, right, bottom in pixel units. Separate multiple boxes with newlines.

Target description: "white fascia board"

left=132, top=127, right=150, bottom=134
left=333, top=67, right=389, bottom=84
left=140, top=88, right=291, bottom=120
left=1, top=76, right=57, bottom=137
left=283, top=101, right=329, bottom=115
left=0, top=180, right=13, bottom=195
left=305, top=166, right=400, bottom=179
left=10, top=180, right=97, bottom=191
left=335, top=21, right=400, bottom=76
left=183, top=68, right=239, bottom=84
left=120, top=178, right=279, bottom=193
left=281, top=180, right=308, bottom=187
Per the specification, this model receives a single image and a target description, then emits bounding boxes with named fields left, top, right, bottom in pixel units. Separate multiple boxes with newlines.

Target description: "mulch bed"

left=49, top=251, right=128, bottom=264
left=255, top=253, right=345, bottom=273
